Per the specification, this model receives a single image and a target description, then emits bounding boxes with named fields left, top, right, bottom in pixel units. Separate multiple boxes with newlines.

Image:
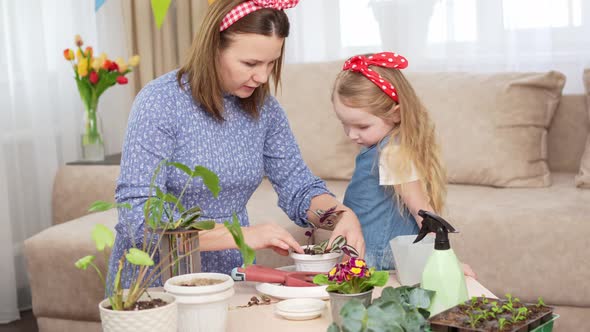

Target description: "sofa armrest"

left=25, top=210, right=118, bottom=322
left=52, top=165, right=120, bottom=225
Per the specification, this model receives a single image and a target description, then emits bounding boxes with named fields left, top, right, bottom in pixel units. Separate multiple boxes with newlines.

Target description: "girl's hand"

left=462, top=263, right=477, bottom=279
left=329, top=210, right=365, bottom=258
left=243, top=223, right=304, bottom=256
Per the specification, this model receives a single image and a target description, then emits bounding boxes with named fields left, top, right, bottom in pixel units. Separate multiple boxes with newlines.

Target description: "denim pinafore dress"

left=343, top=139, right=419, bottom=271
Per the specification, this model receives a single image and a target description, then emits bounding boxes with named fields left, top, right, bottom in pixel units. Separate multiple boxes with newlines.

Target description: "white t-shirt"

left=379, top=144, right=420, bottom=186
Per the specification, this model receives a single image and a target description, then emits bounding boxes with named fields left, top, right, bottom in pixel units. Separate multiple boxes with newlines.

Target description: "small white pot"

left=164, top=273, right=235, bottom=332
left=290, top=245, right=343, bottom=272
left=98, top=291, right=177, bottom=332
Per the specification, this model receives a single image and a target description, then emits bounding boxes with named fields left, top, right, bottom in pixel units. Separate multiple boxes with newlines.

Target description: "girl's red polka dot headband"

left=220, top=0, right=300, bottom=32
left=342, top=52, right=408, bottom=103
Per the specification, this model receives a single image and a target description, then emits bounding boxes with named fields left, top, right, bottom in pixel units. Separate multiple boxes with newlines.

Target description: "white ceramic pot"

left=98, top=291, right=177, bottom=332
left=290, top=245, right=343, bottom=272
left=164, top=272, right=235, bottom=332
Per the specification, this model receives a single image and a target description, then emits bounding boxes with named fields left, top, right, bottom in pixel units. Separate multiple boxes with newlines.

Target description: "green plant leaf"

left=125, top=248, right=154, bottom=266
left=75, top=255, right=95, bottom=270
left=188, top=220, right=215, bottom=230
left=408, top=287, right=435, bottom=310
left=167, top=161, right=193, bottom=177
left=312, top=274, right=329, bottom=285
left=88, top=201, right=131, bottom=212
left=327, top=324, right=340, bottom=332
left=92, top=224, right=115, bottom=251
left=193, top=166, right=221, bottom=198
left=223, top=213, right=255, bottom=266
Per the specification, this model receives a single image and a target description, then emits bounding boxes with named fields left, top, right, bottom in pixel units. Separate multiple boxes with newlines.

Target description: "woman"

left=109, top=0, right=365, bottom=287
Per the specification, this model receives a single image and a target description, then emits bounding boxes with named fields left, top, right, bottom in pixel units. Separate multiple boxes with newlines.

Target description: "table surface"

left=226, top=272, right=495, bottom=331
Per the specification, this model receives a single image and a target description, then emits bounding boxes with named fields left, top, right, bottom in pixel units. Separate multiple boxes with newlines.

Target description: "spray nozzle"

left=413, top=210, right=458, bottom=250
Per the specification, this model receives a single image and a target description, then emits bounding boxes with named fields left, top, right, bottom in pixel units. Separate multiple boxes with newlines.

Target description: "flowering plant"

left=313, top=257, right=388, bottom=294
left=63, top=35, right=140, bottom=150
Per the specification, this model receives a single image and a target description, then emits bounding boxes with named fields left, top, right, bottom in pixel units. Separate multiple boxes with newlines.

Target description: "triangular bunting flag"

left=151, top=0, right=172, bottom=29
left=95, top=0, right=106, bottom=12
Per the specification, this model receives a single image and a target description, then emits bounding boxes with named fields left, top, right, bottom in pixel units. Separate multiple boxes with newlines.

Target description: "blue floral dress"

left=107, top=71, right=330, bottom=290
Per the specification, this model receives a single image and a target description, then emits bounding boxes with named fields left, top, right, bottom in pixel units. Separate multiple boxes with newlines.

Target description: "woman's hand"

left=329, top=210, right=365, bottom=258
left=243, top=223, right=304, bottom=256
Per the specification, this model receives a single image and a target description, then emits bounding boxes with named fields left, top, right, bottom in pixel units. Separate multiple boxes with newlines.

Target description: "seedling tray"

left=429, top=297, right=555, bottom=332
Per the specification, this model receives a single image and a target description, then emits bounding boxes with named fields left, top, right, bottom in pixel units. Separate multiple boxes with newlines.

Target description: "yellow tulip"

left=91, top=58, right=101, bottom=72
left=76, top=49, right=83, bottom=62
left=77, top=58, right=89, bottom=77
left=115, top=57, right=128, bottom=72
left=128, top=55, right=140, bottom=67
left=208, top=0, right=215, bottom=4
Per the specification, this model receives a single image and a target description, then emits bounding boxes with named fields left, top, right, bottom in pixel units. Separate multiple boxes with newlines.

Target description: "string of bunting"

left=95, top=0, right=175, bottom=29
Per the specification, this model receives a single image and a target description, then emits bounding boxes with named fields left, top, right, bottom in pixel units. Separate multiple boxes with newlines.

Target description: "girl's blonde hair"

left=333, top=65, right=447, bottom=214
left=177, top=0, right=289, bottom=121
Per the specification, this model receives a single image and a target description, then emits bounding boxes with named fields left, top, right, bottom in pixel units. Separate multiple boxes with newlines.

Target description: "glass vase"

left=81, top=106, right=105, bottom=161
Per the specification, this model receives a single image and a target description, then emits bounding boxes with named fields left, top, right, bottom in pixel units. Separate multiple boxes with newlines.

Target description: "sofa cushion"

left=575, top=69, right=590, bottom=188
left=276, top=62, right=359, bottom=181
left=446, top=172, right=590, bottom=307
left=406, top=71, right=565, bottom=187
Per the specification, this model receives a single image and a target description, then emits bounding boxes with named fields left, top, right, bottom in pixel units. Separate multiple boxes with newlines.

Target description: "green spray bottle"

left=413, top=210, right=468, bottom=316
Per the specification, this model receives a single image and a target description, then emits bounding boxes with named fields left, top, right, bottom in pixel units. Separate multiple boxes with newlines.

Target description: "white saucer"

left=276, top=298, right=326, bottom=313
left=254, top=266, right=330, bottom=300
left=274, top=309, right=323, bottom=321
left=274, top=298, right=326, bottom=321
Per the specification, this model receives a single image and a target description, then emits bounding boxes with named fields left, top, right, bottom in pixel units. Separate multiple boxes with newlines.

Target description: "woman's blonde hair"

left=333, top=65, right=447, bottom=214
left=177, top=0, right=289, bottom=121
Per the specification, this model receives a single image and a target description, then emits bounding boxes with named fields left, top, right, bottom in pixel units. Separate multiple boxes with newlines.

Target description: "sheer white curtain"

left=0, top=0, right=131, bottom=323
left=287, top=0, right=590, bottom=93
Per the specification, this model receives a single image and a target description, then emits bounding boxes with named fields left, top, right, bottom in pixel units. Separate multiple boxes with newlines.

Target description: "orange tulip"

left=63, top=49, right=74, bottom=61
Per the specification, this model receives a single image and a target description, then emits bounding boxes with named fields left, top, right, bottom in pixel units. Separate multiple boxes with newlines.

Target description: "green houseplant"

left=75, top=161, right=226, bottom=331
left=327, top=285, right=435, bottom=332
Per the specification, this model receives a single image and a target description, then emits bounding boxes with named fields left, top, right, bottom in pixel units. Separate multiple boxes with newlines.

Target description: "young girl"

left=332, top=52, right=473, bottom=275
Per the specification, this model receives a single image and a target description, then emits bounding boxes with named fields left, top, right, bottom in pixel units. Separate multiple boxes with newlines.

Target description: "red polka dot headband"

left=220, top=0, right=300, bottom=32
left=342, top=52, right=408, bottom=102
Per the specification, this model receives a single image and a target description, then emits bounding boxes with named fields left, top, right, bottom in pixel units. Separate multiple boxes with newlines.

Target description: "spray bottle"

left=413, top=210, right=468, bottom=316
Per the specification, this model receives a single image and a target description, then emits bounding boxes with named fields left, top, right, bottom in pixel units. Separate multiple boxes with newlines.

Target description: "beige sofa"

left=25, top=62, right=590, bottom=332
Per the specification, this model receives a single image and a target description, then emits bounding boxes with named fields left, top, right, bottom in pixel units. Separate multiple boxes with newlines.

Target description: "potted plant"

left=290, top=206, right=358, bottom=272
left=75, top=161, right=218, bottom=332
left=313, top=257, right=389, bottom=327
left=163, top=213, right=256, bottom=332
left=428, top=294, right=558, bottom=332
left=327, top=285, right=435, bottom=331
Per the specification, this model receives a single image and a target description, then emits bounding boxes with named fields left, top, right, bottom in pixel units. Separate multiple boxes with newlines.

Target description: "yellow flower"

left=115, top=57, right=128, bottom=72
left=91, top=58, right=101, bottom=72
left=76, top=49, right=84, bottom=62
left=328, top=267, right=337, bottom=277
left=350, top=267, right=362, bottom=275
left=128, top=55, right=140, bottom=67
left=77, top=58, right=89, bottom=77
left=354, top=260, right=366, bottom=268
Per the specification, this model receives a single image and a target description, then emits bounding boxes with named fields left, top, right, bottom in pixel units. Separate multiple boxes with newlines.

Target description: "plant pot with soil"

left=75, top=161, right=220, bottom=332
left=164, top=272, right=235, bottom=332
left=99, top=291, right=177, bottom=332
left=428, top=294, right=557, bottom=332
left=290, top=234, right=360, bottom=272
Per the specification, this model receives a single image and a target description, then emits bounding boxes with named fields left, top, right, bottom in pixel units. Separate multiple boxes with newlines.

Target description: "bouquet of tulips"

left=313, top=257, right=388, bottom=294
left=63, top=35, right=140, bottom=149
